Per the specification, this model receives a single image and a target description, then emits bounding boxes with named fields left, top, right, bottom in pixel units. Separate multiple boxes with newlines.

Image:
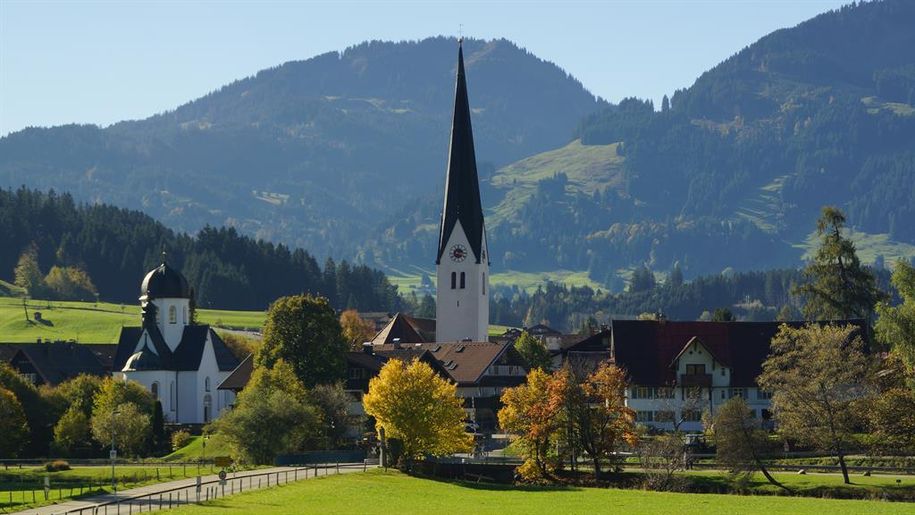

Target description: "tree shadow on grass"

left=407, top=472, right=582, bottom=493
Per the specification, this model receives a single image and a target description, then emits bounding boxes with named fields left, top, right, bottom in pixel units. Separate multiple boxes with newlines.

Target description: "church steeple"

left=435, top=39, right=490, bottom=344
left=437, top=39, right=486, bottom=265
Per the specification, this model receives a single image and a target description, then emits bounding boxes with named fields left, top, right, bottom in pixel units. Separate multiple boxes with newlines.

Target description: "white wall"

left=149, top=298, right=190, bottom=351
left=436, top=221, right=489, bottom=342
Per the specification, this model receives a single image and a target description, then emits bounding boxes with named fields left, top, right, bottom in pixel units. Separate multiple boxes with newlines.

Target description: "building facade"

left=113, top=259, right=239, bottom=424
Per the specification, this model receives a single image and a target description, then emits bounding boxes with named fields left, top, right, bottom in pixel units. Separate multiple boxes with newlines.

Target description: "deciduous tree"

left=514, top=331, right=552, bottom=371
left=758, top=323, right=872, bottom=484
left=91, top=402, right=151, bottom=457
left=875, top=260, right=915, bottom=370
left=711, top=397, right=787, bottom=491
left=210, top=360, right=319, bottom=464
left=258, top=294, right=348, bottom=387
left=14, top=244, right=45, bottom=296
left=568, top=363, right=638, bottom=479
left=498, top=368, right=566, bottom=479
left=339, top=309, right=376, bottom=350
left=794, top=207, right=886, bottom=320
left=0, top=387, right=29, bottom=457
left=363, top=359, right=471, bottom=465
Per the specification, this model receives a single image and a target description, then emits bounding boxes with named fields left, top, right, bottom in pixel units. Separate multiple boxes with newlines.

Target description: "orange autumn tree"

left=498, top=368, right=566, bottom=479
left=363, top=359, right=472, bottom=466
left=568, top=362, right=638, bottom=479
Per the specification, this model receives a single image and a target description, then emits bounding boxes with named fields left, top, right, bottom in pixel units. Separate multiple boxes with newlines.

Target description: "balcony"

left=679, top=373, right=712, bottom=387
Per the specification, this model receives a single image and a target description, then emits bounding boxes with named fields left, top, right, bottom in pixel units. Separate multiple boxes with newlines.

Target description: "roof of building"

left=217, top=354, right=254, bottom=391
left=3, top=342, right=109, bottom=385
left=563, top=319, right=869, bottom=387
left=372, top=341, right=511, bottom=385
left=437, top=41, right=486, bottom=265
left=371, top=313, right=426, bottom=345
left=114, top=325, right=239, bottom=373
left=140, top=259, right=191, bottom=301
left=527, top=324, right=561, bottom=336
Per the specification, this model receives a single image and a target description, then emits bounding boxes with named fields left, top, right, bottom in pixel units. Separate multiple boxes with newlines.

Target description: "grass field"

left=0, top=296, right=266, bottom=343
left=795, top=228, right=915, bottom=267
left=164, top=435, right=234, bottom=462
left=0, top=464, right=216, bottom=511
left=388, top=268, right=603, bottom=296
left=167, top=468, right=915, bottom=515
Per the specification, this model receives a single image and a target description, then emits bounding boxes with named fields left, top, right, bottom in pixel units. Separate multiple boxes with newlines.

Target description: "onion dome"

left=140, top=254, right=191, bottom=301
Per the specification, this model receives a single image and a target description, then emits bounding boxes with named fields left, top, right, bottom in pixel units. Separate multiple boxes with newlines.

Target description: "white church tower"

left=436, top=40, right=490, bottom=343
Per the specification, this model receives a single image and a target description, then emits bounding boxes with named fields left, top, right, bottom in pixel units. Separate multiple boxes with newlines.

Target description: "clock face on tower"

left=449, top=244, right=468, bottom=262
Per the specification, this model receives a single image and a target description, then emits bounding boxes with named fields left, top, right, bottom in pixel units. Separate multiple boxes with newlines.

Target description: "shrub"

left=171, top=430, right=193, bottom=451
left=45, top=460, right=70, bottom=472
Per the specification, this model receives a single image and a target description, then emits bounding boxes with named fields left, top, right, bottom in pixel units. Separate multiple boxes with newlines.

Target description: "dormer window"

left=168, top=305, right=177, bottom=324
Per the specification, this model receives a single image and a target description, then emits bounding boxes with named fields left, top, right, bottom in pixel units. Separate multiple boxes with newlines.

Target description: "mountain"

left=364, top=0, right=915, bottom=289
left=0, top=37, right=605, bottom=262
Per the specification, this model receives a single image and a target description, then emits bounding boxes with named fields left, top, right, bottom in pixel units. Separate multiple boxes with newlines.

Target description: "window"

left=685, top=364, right=706, bottom=375
left=482, top=273, right=486, bottom=295
left=721, top=368, right=726, bottom=376
left=451, top=272, right=456, bottom=289
left=168, top=305, right=177, bottom=324
left=756, top=389, right=773, bottom=400
left=656, top=387, right=675, bottom=399
left=183, top=306, right=188, bottom=324
left=636, top=411, right=654, bottom=422
left=682, top=409, right=702, bottom=422
left=460, top=272, right=466, bottom=289
left=349, top=367, right=363, bottom=380
left=203, top=394, right=212, bottom=423
left=151, top=382, right=159, bottom=400
left=730, top=388, right=745, bottom=399
left=655, top=411, right=675, bottom=423
left=205, top=377, right=211, bottom=392
left=632, top=386, right=652, bottom=399
left=169, top=381, right=176, bottom=411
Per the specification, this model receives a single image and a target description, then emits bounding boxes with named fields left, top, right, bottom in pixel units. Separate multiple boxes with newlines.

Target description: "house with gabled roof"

left=112, top=257, right=240, bottom=424
left=561, top=319, right=868, bottom=432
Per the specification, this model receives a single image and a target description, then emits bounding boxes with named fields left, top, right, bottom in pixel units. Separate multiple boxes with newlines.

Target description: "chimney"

left=362, top=342, right=373, bottom=355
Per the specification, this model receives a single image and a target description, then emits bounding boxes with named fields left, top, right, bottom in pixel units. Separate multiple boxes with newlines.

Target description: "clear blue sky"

left=0, top=0, right=849, bottom=136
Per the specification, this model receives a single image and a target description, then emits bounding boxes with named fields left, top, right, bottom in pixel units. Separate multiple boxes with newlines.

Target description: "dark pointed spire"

left=437, top=40, right=486, bottom=264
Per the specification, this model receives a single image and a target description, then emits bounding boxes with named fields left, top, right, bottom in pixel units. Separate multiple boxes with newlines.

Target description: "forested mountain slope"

left=0, top=37, right=605, bottom=261
left=0, top=188, right=400, bottom=311
left=365, top=0, right=915, bottom=287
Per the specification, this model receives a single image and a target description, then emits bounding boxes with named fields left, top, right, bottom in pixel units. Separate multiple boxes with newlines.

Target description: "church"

left=112, top=258, right=240, bottom=424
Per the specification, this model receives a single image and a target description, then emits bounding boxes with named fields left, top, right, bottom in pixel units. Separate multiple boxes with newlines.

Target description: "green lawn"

left=794, top=228, right=915, bottom=267
left=167, top=469, right=915, bottom=515
left=0, top=464, right=215, bottom=511
left=164, top=435, right=234, bottom=462
left=0, top=296, right=265, bottom=343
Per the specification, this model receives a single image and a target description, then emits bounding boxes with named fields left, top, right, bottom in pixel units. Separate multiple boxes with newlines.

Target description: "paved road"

left=13, top=463, right=368, bottom=515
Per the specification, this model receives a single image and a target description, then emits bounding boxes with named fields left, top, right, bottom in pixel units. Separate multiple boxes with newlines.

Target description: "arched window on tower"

left=168, top=305, right=177, bottom=324
left=183, top=306, right=188, bottom=324
left=205, top=376, right=211, bottom=392
left=203, top=394, right=212, bottom=423
left=451, top=272, right=457, bottom=289
left=151, top=382, right=159, bottom=400
left=482, top=273, right=486, bottom=295
left=460, top=272, right=466, bottom=289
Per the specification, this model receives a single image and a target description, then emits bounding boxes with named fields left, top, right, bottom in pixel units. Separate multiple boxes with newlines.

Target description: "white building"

left=113, top=258, right=239, bottom=424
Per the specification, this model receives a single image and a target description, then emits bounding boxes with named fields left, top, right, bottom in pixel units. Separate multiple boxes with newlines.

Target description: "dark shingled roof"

left=563, top=319, right=869, bottom=387
left=218, top=354, right=253, bottom=391
left=437, top=41, right=487, bottom=265
left=373, top=341, right=511, bottom=385
left=4, top=343, right=109, bottom=385
left=115, top=325, right=239, bottom=372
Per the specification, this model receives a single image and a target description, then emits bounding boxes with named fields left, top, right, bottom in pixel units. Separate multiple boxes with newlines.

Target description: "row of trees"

left=0, top=369, right=161, bottom=458
left=14, top=244, right=98, bottom=301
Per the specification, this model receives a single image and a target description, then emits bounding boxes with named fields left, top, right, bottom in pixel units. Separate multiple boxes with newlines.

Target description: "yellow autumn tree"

left=339, top=309, right=376, bottom=350
left=498, top=368, right=566, bottom=479
left=363, top=359, right=472, bottom=465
